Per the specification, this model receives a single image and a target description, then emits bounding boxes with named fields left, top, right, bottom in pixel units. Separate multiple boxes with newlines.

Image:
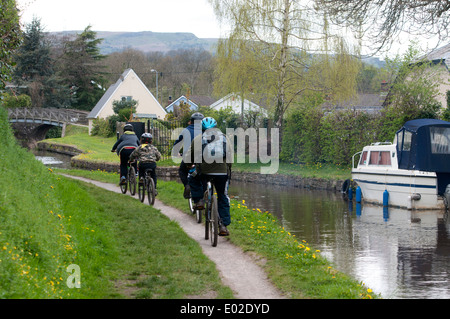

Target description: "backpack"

left=201, top=130, right=227, bottom=162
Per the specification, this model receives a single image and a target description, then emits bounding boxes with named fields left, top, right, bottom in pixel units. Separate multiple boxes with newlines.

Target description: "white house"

left=87, top=68, right=166, bottom=133
left=165, top=95, right=217, bottom=113
left=209, top=93, right=267, bottom=115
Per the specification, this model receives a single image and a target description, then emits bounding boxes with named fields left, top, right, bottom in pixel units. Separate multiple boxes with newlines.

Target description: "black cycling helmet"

left=191, top=112, right=204, bottom=121
left=123, top=124, right=134, bottom=132
left=140, top=133, right=153, bottom=144
left=202, top=117, right=217, bottom=130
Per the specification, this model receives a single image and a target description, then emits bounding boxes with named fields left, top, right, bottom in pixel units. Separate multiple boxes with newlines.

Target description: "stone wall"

left=36, top=141, right=345, bottom=191
left=231, top=171, right=345, bottom=192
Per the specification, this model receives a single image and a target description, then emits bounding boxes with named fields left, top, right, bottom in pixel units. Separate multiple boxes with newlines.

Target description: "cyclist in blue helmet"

left=186, top=117, right=232, bottom=236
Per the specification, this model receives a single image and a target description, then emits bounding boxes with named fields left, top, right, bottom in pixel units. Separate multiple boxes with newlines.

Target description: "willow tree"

left=209, top=0, right=360, bottom=136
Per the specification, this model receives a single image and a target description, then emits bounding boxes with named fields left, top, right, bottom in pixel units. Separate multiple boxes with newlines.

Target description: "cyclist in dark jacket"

left=173, top=112, right=204, bottom=198
left=111, top=124, right=140, bottom=184
left=187, top=117, right=232, bottom=236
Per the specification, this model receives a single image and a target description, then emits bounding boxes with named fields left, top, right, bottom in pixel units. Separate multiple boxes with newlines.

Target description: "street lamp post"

left=151, top=69, right=159, bottom=102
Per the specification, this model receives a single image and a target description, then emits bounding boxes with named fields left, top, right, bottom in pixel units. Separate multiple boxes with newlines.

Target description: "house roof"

left=87, top=68, right=165, bottom=119
left=323, top=93, right=385, bottom=113
left=423, top=43, right=450, bottom=62
left=210, top=93, right=262, bottom=110
left=165, top=95, right=217, bottom=112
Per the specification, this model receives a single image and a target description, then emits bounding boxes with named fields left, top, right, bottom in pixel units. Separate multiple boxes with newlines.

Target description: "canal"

left=36, top=150, right=450, bottom=299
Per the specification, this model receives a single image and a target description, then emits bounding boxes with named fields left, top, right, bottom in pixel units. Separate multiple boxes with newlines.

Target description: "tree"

left=112, top=98, right=138, bottom=122
left=379, top=44, right=443, bottom=141
left=315, top=0, right=450, bottom=54
left=13, top=17, right=52, bottom=82
left=56, top=26, right=106, bottom=110
left=0, top=0, right=22, bottom=90
left=208, top=0, right=360, bottom=140
left=13, top=17, right=72, bottom=108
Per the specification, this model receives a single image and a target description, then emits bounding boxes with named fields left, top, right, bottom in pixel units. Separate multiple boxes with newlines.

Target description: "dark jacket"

left=174, top=123, right=202, bottom=153
left=187, top=128, right=232, bottom=175
left=111, top=131, right=140, bottom=155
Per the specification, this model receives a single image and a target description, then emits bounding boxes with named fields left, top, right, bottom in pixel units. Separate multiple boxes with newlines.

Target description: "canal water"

left=35, top=150, right=450, bottom=299
left=228, top=181, right=450, bottom=299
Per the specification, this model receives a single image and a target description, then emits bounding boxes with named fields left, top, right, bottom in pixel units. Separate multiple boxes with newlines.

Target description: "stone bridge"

left=8, top=107, right=89, bottom=148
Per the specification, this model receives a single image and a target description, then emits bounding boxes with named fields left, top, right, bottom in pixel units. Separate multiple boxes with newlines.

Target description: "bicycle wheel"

left=204, top=190, right=210, bottom=240
left=189, top=197, right=195, bottom=214
left=210, top=194, right=219, bottom=247
left=147, top=177, right=156, bottom=205
left=120, top=177, right=127, bottom=194
left=128, top=166, right=136, bottom=196
left=138, top=177, right=145, bottom=202
left=189, top=197, right=202, bottom=223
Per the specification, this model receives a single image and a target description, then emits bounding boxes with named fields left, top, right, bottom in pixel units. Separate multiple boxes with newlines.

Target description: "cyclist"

left=111, top=123, right=140, bottom=185
left=129, top=133, right=161, bottom=193
left=186, top=117, right=232, bottom=236
left=173, top=112, right=204, bottom=198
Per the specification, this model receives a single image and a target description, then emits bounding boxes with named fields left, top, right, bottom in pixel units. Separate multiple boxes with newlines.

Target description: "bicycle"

left=189, top=195, right=202, bottom=223
left=120, top=160, right=137, bottom=196
left=138, top=168, right=156, bottom=205
left=203, top=177, right=219, bottom=247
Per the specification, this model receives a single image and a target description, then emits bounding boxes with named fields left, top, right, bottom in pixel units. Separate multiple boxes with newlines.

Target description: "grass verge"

left=0, top=109, right=233, bottom=299
left=60, top=168, right=378, bottom=299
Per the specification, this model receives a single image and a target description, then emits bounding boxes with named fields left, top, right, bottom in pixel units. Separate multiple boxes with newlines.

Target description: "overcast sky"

left=16, top=0, right=226, bottom=38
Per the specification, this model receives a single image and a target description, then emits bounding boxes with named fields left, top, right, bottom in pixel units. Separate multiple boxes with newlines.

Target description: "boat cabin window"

left=397, top=130, right=412, bottom=151
left=359, top=151, right=368, bottom=165
left=369, top=151, right=391, bottom=166
left=430, top=127, right=450, bottom=154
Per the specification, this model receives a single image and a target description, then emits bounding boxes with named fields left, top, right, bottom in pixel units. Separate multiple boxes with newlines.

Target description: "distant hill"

left=49, top=30, right=386, bottom=67
left=49, top=30, right=219, bottom=54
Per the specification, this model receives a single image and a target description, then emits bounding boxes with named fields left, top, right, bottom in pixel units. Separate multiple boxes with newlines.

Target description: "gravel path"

left=61, top=174, right=285, bottom=299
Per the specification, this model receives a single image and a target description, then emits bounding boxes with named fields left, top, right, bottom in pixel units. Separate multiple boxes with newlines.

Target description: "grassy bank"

left=43, top=125, right=351, bottom=180
left=0, top=110, right=232, bottom=298
left=60, top=168, right=377, bottom=299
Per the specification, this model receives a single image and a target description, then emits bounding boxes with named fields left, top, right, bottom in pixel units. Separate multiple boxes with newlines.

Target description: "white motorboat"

left=351, top=119, right=450, bottom=210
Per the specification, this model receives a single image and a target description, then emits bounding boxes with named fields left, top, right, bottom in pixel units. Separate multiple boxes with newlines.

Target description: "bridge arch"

left=7, top=107, right=89, bottom=148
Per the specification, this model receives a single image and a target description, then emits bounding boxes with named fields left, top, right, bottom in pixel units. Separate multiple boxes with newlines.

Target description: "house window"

left=121, top=96, right=133, bottom=102
left=369, top=151, right=391, bottom=166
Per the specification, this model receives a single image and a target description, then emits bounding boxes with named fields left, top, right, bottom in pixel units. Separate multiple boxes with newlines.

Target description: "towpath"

left=60, top=174, right=285, bottom=299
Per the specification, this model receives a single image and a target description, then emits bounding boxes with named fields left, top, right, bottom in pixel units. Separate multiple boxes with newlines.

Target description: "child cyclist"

left=129, top=133, right=161, bottom=194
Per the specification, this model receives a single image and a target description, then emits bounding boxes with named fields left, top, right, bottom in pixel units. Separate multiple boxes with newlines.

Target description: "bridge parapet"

left=8, top=107, right=88, bottom=126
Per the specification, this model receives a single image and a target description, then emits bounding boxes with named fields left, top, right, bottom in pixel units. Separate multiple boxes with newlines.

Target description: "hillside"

left=49, top=30, right=219, bottom=54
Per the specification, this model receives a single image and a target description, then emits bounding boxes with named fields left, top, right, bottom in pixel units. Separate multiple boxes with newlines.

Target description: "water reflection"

left=228, top=180, right=450, bottom=299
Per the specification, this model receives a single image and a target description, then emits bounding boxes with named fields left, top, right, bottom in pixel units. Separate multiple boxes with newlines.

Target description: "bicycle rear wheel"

left=120, top=177, right=127, bottom=194
left=210, top=195, right=219, bottom=247
left=204, top=191, right=210, bottom=240
left=147, top=177, right=156, bottom=205
left=138, top=178, right=145, bottom=202
left=129, top=166, right=136, bottom=196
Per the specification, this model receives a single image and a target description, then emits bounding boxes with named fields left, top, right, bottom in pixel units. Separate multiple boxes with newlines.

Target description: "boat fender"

left=356, top=186, right=362, bottom=203
left=383, top=190, right=389, bottom=207
left=411, top=193, right=421, bottom=201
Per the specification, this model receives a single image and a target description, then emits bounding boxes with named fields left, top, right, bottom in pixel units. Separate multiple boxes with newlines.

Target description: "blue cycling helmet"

left=202, top=117, right=217, bottom=130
